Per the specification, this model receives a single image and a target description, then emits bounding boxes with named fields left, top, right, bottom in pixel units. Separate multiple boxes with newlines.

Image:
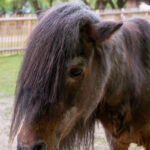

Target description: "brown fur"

left=10, top=2, right=150, bottom=150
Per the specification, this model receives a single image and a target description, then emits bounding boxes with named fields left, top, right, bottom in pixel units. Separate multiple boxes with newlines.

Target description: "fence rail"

left=0, top=16, right=37, bottom=21
left=0, top=15, right=36, bottom=55
left=97, top=8, right=150, bottom=21
left=0, top=9, right=150, bottom=55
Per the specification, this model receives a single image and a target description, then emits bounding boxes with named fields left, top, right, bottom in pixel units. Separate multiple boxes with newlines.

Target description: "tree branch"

left=15, top=0, right=27, bottom=14
left=49, top=0, right=53, bottom=7
left=83, top=0, right=89, bottom=6
left=108, top=0, right=115, bottom=8
left=32, top=0, right=41, bottom=11
left=95, top=0, right=108, bottom=9
left=117, top=0, right=126, bottom=8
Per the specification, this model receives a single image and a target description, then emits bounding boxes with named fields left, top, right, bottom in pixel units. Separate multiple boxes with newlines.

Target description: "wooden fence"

left=0, top=15, right=36, bottom=55
left=0, top=9, right=150, bottom=55
left=97, top=8, right=150, bottom=21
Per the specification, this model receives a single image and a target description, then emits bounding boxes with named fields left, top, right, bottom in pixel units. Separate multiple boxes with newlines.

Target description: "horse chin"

left=17, top=109, right=78, bottom=150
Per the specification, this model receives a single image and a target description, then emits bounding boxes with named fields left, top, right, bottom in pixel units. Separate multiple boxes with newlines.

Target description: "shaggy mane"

left=10, top=2, right=101, bottom=149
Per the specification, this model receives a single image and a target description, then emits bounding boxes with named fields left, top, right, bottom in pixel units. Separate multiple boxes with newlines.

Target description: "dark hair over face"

left=10, top=2, right=125, bottom=150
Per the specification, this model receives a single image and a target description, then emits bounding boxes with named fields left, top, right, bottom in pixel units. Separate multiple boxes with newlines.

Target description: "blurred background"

left=0, top=0, right=149, bottom=150
left=1, top=0, right=150, bottom=56
left=0, top=0, right=150, bottom=14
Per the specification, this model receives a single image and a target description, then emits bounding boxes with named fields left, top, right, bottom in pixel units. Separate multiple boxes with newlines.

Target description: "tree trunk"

left=83, top=0, right=89, bottom=5
left=117, top=0, right=126, bottom=8
left=126, top=0, right=137, bottom=8
left=108, top=0, right=115, bottom=9
left=95, top=0, right=108, bottom=9
left=49, top=0, right=53, bottom=7
left=95, top=0, right=100, bottom=9
left=15, top=0, right=27, bottom=14
left=32, top=0, right=41, bottom=11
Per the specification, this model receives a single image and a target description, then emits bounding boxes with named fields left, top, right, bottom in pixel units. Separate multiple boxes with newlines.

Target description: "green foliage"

left=0, top=0, right=13, bottom=14
left=37, top=0, right=50, bottom=10
left=0, top=0, right=127, bottom=14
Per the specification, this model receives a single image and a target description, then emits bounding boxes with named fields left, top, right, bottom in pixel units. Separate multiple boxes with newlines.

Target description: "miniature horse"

left=10, top=2, right=150, bottom=150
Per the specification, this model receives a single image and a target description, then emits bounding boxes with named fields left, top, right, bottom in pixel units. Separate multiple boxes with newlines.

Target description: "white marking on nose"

left=63, top=107, right=78, bottom=123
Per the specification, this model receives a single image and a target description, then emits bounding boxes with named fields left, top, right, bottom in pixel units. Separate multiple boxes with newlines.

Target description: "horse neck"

left=102, top=34, right=145, bottom=105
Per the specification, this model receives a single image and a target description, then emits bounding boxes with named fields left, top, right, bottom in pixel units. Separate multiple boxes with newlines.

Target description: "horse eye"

left=69, top=68, right=83, bottom=77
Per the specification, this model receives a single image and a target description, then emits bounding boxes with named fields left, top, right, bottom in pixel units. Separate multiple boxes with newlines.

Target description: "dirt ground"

left=0, top=97, right=144, bottom=150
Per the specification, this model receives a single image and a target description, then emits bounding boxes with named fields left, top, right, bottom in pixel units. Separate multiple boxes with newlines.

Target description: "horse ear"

left=36, top=10, right=45, bottom=21
left=90, top=21, right=123, bottom=42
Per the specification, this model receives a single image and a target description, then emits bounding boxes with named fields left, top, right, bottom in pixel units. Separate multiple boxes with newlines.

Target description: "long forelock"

left=10, top=2, right=101, bottom=147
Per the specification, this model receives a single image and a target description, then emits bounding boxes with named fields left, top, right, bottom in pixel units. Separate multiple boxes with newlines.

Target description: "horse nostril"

left=32, top=142, right=46, bottom=150
left=17, top=143, right=21, bottom=150
left=17, top=142, right=46, bottom=150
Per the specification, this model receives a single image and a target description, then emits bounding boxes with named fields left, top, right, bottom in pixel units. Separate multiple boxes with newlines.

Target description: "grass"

left=0, top=55, right=146, bottom=150
left=0, top=41, right=24, bottom=48
left=0, top=54, right=23, bottom=98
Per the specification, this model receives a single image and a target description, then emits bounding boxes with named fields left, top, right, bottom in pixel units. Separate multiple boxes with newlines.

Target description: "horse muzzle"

left=17, top=142, right=46, bottom=150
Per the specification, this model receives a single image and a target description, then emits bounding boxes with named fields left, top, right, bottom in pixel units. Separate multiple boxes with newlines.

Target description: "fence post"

left=28, top=15, right=32, bottom=37
left=121, top=8, right=125, bottom=20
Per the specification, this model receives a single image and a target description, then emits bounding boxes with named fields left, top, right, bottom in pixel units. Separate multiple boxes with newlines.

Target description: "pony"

left=10, top=2, right=150, bottom=150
